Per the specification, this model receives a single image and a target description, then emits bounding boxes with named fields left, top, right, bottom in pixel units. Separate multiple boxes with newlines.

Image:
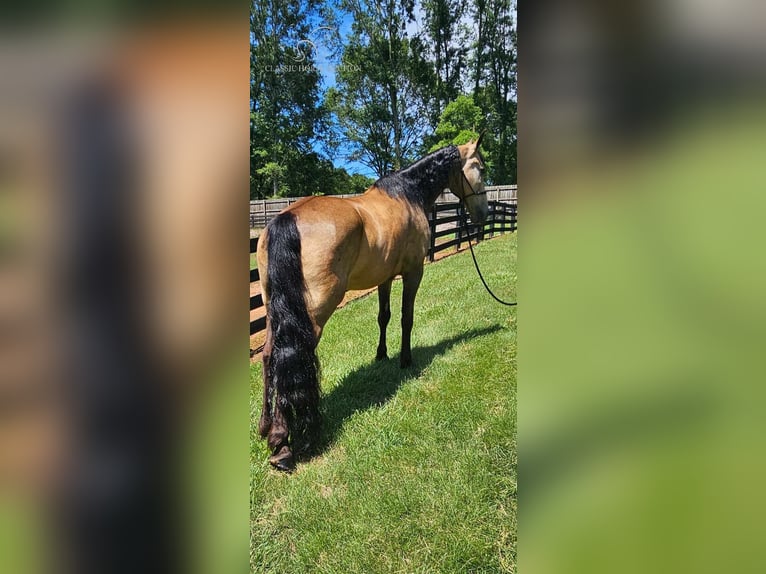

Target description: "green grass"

left=251, top=233, right=517, bottom=573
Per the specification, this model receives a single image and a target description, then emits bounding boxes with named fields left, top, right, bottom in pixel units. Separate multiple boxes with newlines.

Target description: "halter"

left=457, top=162, right=488, bottom=201
left=461, top=172, right=487, bottom=199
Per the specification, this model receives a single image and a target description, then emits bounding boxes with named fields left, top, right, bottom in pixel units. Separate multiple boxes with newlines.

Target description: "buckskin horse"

left=257, top=138, right=489, bottom=471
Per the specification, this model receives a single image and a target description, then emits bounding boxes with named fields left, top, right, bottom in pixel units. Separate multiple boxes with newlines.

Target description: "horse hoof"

left=270, top=458, right=294, bottom=473
left=375, top=353, right=388, bottom=361
left=269, top=449, right=295, bottom=473
left=400, top=357, right=412, bottom=368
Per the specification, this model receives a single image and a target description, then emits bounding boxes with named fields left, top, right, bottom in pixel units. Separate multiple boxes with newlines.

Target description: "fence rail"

left=250, top=196, right=517, bottom=339
left=427, top=200, right=517, bottom=261
left=250, top=185, right=517, bottom=229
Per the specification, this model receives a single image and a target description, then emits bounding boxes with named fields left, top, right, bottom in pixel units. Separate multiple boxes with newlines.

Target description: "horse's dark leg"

left=400, top=266, right=424, bottom=368
left=267, top=407, right=293, bottom=472
left=258, top=317, right=274, bottom=438
left=376, top=278, right=393, bottom=361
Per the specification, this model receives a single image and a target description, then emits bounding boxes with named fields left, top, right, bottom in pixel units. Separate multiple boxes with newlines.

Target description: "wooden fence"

left=250, top=196, right=517, bottom=338
left=249, top=237, right=266, bottom=335
left=250, top=185, right=517, bottom=229
left=250, top=194, right=359, bottom=229
left=427, top=200, right=517, bottom=261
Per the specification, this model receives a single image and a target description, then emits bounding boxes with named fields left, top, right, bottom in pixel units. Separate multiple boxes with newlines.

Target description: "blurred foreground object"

left=0, top=18, right=248, bottom=574
left=520, top=1, right=766, bottom=573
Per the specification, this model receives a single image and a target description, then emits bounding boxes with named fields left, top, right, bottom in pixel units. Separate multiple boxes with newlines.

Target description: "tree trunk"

left=387, top=6, right=402, bottom=169
left=390, top=83, right=401, bottom=169
left=474, top=0, right=484, bottom=96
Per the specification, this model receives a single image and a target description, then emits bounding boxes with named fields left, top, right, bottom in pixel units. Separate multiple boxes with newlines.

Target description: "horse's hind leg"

left=258, top=318, right=274, bottom=438
left=266, top=408, right=293, bottom=471
left=376, top=278, right=393, bottom=360
left=400, top=266, right=424, bottom=368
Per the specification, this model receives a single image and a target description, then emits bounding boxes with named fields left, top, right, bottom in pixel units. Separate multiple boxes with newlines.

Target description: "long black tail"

left=265, top=212, right=321, bottom=455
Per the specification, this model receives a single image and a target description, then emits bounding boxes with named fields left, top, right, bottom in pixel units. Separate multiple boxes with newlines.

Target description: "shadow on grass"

left=309, top=324, right=504, bottom=459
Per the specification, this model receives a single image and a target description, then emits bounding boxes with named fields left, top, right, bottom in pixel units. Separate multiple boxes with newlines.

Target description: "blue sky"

left=306, top=7, right=427, bottom=179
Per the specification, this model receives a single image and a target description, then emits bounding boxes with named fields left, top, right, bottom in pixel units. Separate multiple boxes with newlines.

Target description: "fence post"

left=456, top=206, right=461, bottom=252
left=511, top=203, right=517, bottom=232
left=428, top=204, right=436, bottom=261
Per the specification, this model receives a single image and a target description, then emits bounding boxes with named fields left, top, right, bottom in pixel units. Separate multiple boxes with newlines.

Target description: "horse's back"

left=290, top=190, right=427, bottom=289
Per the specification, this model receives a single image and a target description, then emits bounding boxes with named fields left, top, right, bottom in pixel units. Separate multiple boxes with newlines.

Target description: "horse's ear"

left=476, top=130, right=486, bottom=149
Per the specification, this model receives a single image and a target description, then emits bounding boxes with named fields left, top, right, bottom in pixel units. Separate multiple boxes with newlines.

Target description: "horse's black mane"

left=373, top=145, right=460, bottom=208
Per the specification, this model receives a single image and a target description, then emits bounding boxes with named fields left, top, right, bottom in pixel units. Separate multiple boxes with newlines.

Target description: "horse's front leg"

left=376, top=278, right=393, bottom=360
left=400, top=266, right=424, bottom=368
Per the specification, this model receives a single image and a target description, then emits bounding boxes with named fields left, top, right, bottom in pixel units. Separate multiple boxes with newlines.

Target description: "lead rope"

left=458, top=198, right=518, bottom=307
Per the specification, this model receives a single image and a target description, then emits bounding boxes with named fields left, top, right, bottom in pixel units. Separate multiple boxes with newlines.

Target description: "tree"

left=470, top=0, right=516, bottom=183
left=429, top=95, right=484, bottom=150
left=250, top=0, right=325, bottom=198
left=421, top=0, right=468, bottom=123
left=250, top=0, right=516, bottom=195
left=428, top=94, right=501, bottom=182
left=327, top=0, right=435, bottom=177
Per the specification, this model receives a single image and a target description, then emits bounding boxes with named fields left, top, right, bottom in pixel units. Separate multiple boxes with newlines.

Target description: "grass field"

left=250, top=233, right=517, bottom=573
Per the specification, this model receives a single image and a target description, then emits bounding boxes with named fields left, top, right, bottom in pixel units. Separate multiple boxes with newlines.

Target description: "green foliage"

left=427, top=95, right=504, bottom=181
left=251, top=233, right=517, bottom=573
left=421, top=0, right=468, bottom=122
left=470, top=0, right=517, bottom=183
left=315, top=164, right=375, bottom=196
left=250, top=0, right=517, bottom=198
left=429, top=94, right=484, bottom=150
left=254, top=161, right=289, bottom=197
left=250, top=0, right=329, bottom=198
left=327, top=0, right=435, bottom=177
left=348, top=172, right=376, bottom=194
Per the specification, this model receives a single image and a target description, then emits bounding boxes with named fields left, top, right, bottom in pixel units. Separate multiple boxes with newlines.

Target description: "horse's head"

left=454, top=135, right=489, bottom=224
